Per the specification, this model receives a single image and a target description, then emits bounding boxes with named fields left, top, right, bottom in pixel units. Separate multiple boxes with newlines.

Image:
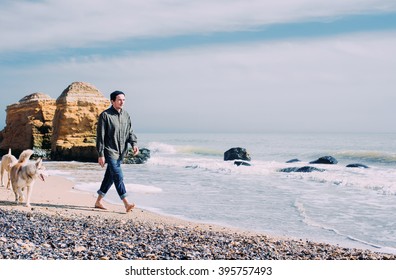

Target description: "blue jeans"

left=97, top=157, right=127, bottom=200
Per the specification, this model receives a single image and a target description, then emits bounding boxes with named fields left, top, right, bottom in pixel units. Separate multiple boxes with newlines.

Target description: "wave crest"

left=147, top=141, right=222, bottom=157
left=335, top=150, right=396, bottom=164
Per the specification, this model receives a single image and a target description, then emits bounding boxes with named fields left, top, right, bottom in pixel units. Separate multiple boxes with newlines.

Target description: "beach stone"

left=42, top=243, right=52, bottom=249
left=123, top=148, right=151, bottom=164
left=286, top=158, right=301, bottom=163
left=279, top=166, right=325, bottom=173
left=0, top=208, right=394, bottom=260
left=224, top=147, right=251, bottom=161
left=234, top=160, right=251, bottom=166
left=309, top=156, right=338, bottom=165
left=73, top=246, right=87, bottom=253
left=346, top=163, right=369, bottom=168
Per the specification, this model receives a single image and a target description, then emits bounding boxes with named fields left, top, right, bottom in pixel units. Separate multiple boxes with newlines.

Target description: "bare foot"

left=95, top=202, right=107, bottom=210
left=125, top=203, right=135, bottom=213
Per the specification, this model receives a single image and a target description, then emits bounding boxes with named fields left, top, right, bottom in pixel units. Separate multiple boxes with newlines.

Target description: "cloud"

left=2, top=31, right=395, bottom=132
left=1, top=1, right=396, bottom=132
left=1, top=0, right=396, bottom=52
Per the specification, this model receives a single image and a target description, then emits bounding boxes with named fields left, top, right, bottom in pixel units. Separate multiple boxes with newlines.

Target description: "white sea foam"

left=74, top=182, right=162, bottom=194
left=74, top=182, right=101, bottom=193
left=46, top=169, right=73, bottom=177
left=126, top=183, right=162, bottom=194
left=294, top=200, right=395, bottom=252
left=147, top=142, right=177, bottom=154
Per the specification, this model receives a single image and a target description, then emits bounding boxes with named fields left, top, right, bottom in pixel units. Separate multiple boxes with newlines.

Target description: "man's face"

left=111, top=94, right=125, bottom=111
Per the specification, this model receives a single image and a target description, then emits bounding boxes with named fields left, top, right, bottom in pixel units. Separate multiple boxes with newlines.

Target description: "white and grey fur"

left=10, top=149, right=46, bottom=207
left=1, top=148, right=17, bottom=189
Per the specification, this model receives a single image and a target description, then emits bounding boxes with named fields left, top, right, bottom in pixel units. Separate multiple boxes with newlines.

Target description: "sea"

left=44, top=132, right=396, bottom=254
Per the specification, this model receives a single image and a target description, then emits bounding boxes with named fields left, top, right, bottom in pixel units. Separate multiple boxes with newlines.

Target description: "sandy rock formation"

left=0, top=93, right=56, bottom=155
left=50, top=82, right=110, bottom=161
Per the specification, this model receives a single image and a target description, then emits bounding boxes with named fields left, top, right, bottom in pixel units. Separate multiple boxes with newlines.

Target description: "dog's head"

left=35, top=158, right=48, bottom=181
left=22, top=158, right=48, bottom=181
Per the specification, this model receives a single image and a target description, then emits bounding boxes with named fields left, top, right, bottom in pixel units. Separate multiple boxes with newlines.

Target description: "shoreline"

left=0, top=175, right=228, bottom=231
left=0, top=175, right=395, bottom=260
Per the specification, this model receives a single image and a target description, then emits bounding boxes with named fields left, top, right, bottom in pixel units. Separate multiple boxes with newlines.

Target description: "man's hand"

left=133, top=146, right=139, bottom=156
left=98, top=156, right=105, bottom=168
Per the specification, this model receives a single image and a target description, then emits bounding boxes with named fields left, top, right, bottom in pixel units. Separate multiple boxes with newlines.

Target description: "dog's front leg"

left=6, top=173, right=12, bottom=189
left=0, top=169, right=4, bottom=188
left=25, top=185, right=32, bottom=207
left=17, top=187, right=24, bottom=204
left=13, top=186, right=19, bottom=203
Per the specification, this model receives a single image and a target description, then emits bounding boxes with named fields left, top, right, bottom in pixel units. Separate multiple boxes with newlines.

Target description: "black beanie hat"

left=110, top=90, right=125, bottom=101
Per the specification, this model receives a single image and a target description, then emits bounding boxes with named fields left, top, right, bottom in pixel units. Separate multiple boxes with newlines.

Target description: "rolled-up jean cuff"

left=97, top=190, right=106, bottom=197
left=97, top=190, right=127, bottom=200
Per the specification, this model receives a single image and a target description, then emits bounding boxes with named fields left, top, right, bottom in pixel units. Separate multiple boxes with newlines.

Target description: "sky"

left=1, top=0, right=396, bottom=134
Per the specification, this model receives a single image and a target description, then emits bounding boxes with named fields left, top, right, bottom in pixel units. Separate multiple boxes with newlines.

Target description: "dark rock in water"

left=234, top=160, right=251, bottom=166
left=123, top=148, right=150, bottom=164
left=224, top=147, right=251, bottom=161
left=309, top=156, right=338, bottom=165
left=279, top=166, right=325, bottom=173
left=346, top=163, right=369, bottom=168
left=286, top=158, right=301, bottom=163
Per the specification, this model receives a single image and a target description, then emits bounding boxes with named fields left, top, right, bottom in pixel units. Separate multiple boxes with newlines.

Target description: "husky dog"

left=1, top=148, right=17, bottom=189
left=10, top=149, right=46, bottom=207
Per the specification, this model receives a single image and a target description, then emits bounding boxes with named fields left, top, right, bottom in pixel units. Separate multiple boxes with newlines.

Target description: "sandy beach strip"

left=0, top=175, right=395, bottom=260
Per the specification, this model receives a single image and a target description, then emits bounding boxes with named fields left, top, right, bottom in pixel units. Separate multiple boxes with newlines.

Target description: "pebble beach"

left=0, top=176, right=395, bottom=260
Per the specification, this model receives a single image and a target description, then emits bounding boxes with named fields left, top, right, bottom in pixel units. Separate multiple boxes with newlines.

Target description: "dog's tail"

left=8, top=148, right=11, bottom=155
left=18, top=149, right=34, bottom=164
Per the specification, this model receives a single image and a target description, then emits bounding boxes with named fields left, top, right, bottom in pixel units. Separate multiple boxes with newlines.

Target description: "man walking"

left=95, top=90, right=139, bottom=212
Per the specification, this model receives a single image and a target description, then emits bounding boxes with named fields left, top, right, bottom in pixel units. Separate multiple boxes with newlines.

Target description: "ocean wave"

left=276, top=161, right=396, bottom=196
left=177, top=146, right=223, bottom=156
left=126, top=183, right=162, bottom=194
left=303, top=170, right=396, bottom=196
left=147, top=156, right=280, bottom=176
left=46, top=169, right=73, bottom=177
left=335, top=150, right=396, bottom=164
left=294, top=200, right=348, bottom=240
left=294, top=200, right=393, bottom=252
left=73, top=182, right=101, bottom=193
left=148, top=154, right=396, bottom=196
left=147, top=141, right=223, bottom=157
left=147, top=142, right=177, bottom=154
